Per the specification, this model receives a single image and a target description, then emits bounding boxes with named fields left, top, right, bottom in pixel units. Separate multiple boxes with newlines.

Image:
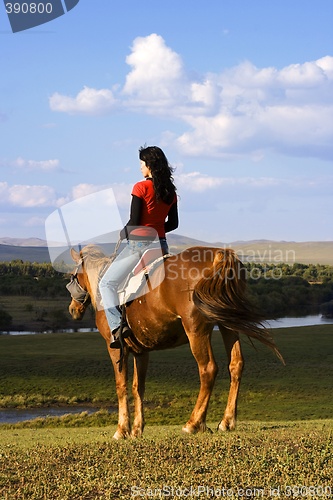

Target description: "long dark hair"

left=139, top=146, right=176, bottom=204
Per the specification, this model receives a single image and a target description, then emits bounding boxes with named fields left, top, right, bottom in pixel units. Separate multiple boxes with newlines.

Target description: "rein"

left=66, top=238, right=122, bottom=305
left=109, top=237, right=122, bottom=263
left=66, top=238, right=127, bottom=371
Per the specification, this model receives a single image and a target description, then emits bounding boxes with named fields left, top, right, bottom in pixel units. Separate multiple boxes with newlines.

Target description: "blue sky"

left=1, top=0, right=332, bottom=244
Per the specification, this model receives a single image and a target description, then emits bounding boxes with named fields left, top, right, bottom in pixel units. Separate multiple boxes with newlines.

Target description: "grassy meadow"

left=0, top=325, right=332, bottom=498
left=1, top=421, right=332, bottom=499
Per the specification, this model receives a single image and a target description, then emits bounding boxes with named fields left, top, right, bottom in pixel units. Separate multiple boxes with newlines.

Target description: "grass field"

left=0, top=325, right=332, bottom=422
left=0, top=326, right=332, bottom=498
left=1, top=420, right=332, bottom=499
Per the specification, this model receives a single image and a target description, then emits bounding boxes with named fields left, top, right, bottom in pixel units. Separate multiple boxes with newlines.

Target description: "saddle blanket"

left=117, top=254, right=169, bottom=305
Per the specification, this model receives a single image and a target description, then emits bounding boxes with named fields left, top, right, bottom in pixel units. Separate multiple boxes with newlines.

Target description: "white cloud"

left=123, top=34, right=188, bottom=110
left=71, top=183, right=106, bottom=200
left=2, top=174, right=329, bottom=212
left=71, top=182, right=132, bottom=209
left=176, top=172, right=283, bottom=194
left=49, top=86, right=116, bottom=115
left=278, top=58, right=330, bottom=88
left=12, top=157, right=60, bottom=172
left=49, top=34, right=333, bottom=161
left=176, top=172, right=226, bottom=192
left=0, top=182, right=58, bottom=207
left=175, top=171, right=333, bottom=197
left=176, top=57, right=333, bottom=159
left=42, top=183, right=133, bottom=212
left=191, top=79, right=218, bottom=109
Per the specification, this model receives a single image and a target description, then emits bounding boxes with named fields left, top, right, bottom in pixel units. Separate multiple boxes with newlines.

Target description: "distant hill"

left=0, top=244, right=50, bottom=263
left=169, top=236, right=333, bottom=265
left=0, top=235, right=332, bottom=265
left=227, top=240, right=333, bottom=266
left=0, top=237, right=47, bottom=247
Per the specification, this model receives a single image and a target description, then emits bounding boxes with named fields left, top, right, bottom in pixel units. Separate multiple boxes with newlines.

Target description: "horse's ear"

left=70, top=248, right=81, bottom=263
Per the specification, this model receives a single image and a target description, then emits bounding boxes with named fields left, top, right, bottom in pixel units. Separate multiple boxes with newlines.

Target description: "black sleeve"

left=120, top=195, right=142, bottom=240
left=165, top=201, right=179, bottom=233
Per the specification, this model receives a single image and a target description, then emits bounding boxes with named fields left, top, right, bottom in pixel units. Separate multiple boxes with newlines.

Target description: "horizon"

left=1, top=235, right=332, bottom=267
left=1, top=234, right=333, bottom=245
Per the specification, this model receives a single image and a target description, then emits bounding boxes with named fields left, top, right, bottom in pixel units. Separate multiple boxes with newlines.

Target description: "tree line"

left=0, top=260, right=333, bottom=331
left=244, top=262, right=333, bottom=318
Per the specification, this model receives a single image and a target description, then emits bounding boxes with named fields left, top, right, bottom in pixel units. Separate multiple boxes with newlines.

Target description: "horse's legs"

left=182, top=326, right=218, bottom=434
left=218, top=326, right=244, bottom=431
left=131, top=352, right=149, bottom=438
left=107, top=345, right=131, bottom=440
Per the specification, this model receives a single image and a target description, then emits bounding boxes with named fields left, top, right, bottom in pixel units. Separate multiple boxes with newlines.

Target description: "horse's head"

left=66, top=248, right=91, bottom=320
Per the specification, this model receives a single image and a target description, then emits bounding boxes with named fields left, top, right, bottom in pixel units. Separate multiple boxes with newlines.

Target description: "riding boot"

left=110, top=324, right=132, bottom=349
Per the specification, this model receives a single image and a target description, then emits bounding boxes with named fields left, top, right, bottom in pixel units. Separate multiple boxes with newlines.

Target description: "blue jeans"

left=99, top=239, right=168, bottom=332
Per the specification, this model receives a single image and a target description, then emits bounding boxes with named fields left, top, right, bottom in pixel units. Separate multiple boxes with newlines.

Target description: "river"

left=0, top=406, right=98, bottom=425
left=267, top=314, right=333, bottom=329
left=3, top=315, right=333, bottom=337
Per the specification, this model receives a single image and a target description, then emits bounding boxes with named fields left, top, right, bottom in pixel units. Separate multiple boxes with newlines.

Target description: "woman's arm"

left=165, top=202, right=179, bottom=233
left=120, top=195, right=142, bottom=239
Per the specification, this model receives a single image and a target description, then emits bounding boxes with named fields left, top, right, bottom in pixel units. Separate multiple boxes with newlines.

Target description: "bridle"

left=66, top=239, right=122, bottom=307
left=66, top=258, right=91, bottom=306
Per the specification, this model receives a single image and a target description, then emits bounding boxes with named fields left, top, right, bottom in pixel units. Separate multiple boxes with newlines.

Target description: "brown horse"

left=67, top=244, right=282, bottom=439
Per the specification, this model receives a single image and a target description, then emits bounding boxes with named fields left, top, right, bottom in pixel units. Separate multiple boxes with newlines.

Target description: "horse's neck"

left=85, top=258, right=110, bottom=307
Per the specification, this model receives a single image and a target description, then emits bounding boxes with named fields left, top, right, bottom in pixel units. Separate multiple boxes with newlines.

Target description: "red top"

left=130, top=179, right=177, bottom=238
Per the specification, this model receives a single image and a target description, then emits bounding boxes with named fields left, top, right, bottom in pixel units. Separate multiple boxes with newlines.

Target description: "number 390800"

left=6, top=3, right=53, bottom=14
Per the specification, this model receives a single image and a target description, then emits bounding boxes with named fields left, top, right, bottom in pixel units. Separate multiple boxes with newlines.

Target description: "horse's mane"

left=81, top=244, right=108, bottom=262
left=81, top=244, right=111, bottom=308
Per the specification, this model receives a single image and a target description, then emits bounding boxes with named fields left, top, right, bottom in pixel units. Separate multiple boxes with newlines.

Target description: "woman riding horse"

left=67, top=244, right=283, bottom=439
left=99, top=146, right=178, bottom=348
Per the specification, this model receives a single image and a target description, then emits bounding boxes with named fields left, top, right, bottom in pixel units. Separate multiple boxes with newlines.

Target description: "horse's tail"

left=193, top=249, right=284, bottom=363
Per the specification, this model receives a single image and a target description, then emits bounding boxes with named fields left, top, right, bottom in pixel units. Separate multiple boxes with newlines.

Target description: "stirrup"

left=110, top=324, right=131, bottom=349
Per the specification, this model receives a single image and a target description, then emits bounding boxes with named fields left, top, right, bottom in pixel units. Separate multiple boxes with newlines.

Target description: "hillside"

left=0, top=244, right=50, bottom=263
left=0, top=235, right=332, bottom=265
left=225, top=240, right=333, bottom=266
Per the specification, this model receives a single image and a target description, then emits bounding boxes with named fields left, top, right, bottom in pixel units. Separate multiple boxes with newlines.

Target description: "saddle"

left=114, top=248, right=170, bottom=367
left=117, top=248, right=170, bottom=306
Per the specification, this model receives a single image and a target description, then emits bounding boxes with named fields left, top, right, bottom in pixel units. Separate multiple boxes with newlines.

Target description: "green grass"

left=1, top=421, right=332, bottom=499
left=0, top=326, right=333, bottom=424
left=0, top=326, right=332, bottom=499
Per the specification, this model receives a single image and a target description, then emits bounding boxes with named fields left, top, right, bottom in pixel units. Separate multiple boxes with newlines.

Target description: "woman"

left=99, top=146, right=178, bottom=348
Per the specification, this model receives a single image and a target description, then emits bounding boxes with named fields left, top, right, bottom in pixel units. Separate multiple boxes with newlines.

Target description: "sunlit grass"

left=0, top=326, right=332, bottom=499
left=1, top=421, right=332, bottom=499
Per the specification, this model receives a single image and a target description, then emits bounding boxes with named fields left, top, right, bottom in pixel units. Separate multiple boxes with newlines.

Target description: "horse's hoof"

left=182, top=424, right=196, bottom=434
left=217, top=419, right=236, bottom=432
left=130, top=429, right=144, bottom=438
left=217, top=421, right=227, bottom=432
left=112, top=429, right=129, bottom=440
left=182, top=422, right=211, bottom=434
